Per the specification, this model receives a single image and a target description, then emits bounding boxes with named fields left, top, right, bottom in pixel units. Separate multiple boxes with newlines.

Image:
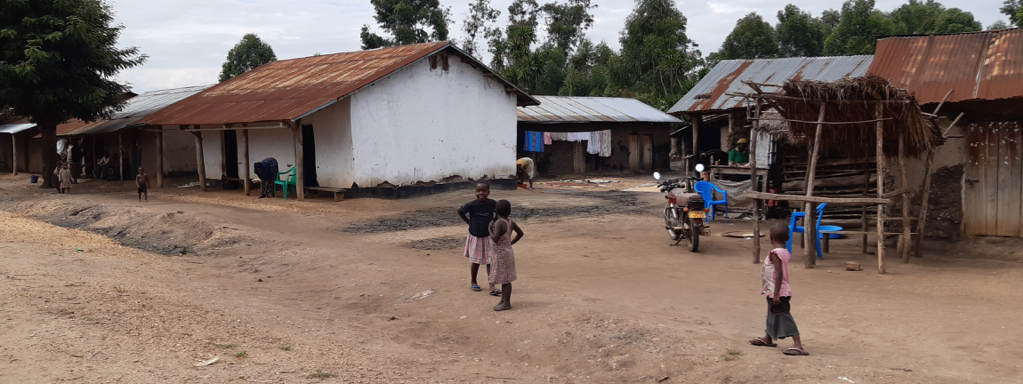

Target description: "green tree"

left=617, top=0, right=702, bottom=109
left=218, top=34, right=277, bottom=82
left=1002, top=0, right=1023, bottom=26
left=540, top=0, right=597, bottom=53
left=559, top=39, right=615, bottom=96
left=823, top=0, right=892, bottom=55
left=713, top=13, right=779, bottom=60
left=888, top=0, right=980, bottom=35
left=460, top=0, right=501, bottom=57
left=929, top=8, right=981, bottom=33
left=988, top=20, right=1010, bottom=30
left=776, top=5, right=827, bottom=57
left=360, top=0, right=451, bottom=49
left=0, top=0, right=146, bottom=188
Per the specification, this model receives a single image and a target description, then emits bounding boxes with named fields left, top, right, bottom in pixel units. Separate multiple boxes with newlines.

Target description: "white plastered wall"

left=201, top=131, right=224, bottom=179
left=141, top=127, right=197, bottom=175
left=301, top=98, right=354, bottom=188
left=348, top=56, right=518, bottom=187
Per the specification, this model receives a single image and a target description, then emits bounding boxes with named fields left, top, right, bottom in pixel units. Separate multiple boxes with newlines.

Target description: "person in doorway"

left=457, top=181, right=497, bottom=295
left=253, top=157, right=279, bottom=198
left=516, top=157, right=536, bottom=190
left=56, top=162, right=72, bottom=194
left=729, top=138, right=750, bottom=166
left=748, top=223, right=808, bottom=356
left=136, top=166, right=150, bottom=202
left=488, top=200, right=523, bottom=311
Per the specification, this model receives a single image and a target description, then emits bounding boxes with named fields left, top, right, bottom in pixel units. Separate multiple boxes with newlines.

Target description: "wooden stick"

left=931, top=89, right=954, bottom=116
left=293, top=121, right=305, bottom=201
left=155, top=130, right=164, bottom=188
left=11, top=133, right=17, bottom=176
left=748, top=117, right=893, bottom=125
left=899, top=131, right=911, bottom=263
left=191, top=127, right=207, bottom=192
left=804, top=103, right=826, bottom=269
left=745, top=191, right=892, bottom=204
left=875, top=103, right=886, bottom=274
left=750, top=102, right=761, bottom=264
left=862, top=156, right=869, bottom=253
left=726, top=92, right=914, bottom=104
left=914, top=148, right=935, bottom=258
left=942, top=112, right=965, bottom=138
left=241, top=129, right=250, bottom=196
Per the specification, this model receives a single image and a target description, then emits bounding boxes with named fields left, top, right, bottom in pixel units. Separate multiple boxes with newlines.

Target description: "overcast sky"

left=110, top=0, right=1006, bottom=93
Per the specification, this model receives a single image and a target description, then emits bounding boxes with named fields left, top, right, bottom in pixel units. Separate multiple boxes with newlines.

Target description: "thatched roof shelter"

left=773, top=75, right=941, bottom=158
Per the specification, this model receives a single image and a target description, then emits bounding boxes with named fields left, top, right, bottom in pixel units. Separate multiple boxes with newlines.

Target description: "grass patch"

left=307, top=371, right=336, bottom=379
left=234, top=351, right=248, bottom=358
left=723, top=349, right=743, bottom=361
left=214, top=344, right=236, bottom=350
left=279, top=345, right=291, bottom=351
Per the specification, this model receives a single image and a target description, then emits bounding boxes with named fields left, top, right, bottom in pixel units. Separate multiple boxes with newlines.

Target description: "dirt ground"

left=2, top=173, right=1023, bottom=384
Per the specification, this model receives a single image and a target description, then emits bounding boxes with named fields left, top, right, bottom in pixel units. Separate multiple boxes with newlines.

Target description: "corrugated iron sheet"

left=56, top=85, right=213, bottom=136
left=668, top=55, right=874, bottom=115
left=518, top=96, right=681, bottom=123
left=145, top=42, right=537, bottom=126
left=869, top=29, right=1023, bottom=104
left=0, top=123, right=36, bottom=134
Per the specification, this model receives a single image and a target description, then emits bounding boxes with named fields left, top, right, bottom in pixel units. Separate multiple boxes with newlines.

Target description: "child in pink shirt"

left=749, top=222, right=808, bottom=356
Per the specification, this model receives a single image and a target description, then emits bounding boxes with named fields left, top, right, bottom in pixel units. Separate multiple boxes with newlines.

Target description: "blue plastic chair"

left=786, top=203, right=843, bottom=259
left=694, top=181, right=728, bottom=221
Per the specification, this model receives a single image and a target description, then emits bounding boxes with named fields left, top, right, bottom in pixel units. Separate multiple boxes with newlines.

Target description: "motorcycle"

left=655, top=164, right=711, bottom=252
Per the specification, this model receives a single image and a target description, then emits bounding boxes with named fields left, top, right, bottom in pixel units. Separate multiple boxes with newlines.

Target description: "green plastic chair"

left=274, top=167, right=296, bottom=199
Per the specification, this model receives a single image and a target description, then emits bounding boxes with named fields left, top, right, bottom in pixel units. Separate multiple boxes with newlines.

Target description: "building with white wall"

left=145, top=41, right=537, bottom=200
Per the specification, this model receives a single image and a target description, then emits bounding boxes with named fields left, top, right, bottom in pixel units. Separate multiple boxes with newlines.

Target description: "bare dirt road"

left=1, top=174, right=1022, bottom=383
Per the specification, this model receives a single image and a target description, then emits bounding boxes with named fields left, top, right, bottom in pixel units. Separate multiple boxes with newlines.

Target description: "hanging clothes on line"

left=587, top=131, right=600, bottom=155
left=567, top=132, right=588, bottom=142
left=549, top=132, right=569, bottom=141
left=598, top=130, right=612, bottom=157
left=523, top=131, right=545, bottom=152
left=543, top=132, right=553, bottom=145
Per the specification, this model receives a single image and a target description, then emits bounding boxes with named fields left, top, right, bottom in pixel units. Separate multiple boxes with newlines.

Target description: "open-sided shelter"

left=144, top=41, right=538, bottom=200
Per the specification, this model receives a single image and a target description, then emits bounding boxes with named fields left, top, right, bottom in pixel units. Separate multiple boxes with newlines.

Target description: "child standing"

left=56, top=162, right=72, bottom=194
left=136, top=166, right=150, bottom=202
left=749, top=222, right=808, bottom=356
left=457, top=182, right=497, bottom=294
left=488, top=200, right=523, bottom=311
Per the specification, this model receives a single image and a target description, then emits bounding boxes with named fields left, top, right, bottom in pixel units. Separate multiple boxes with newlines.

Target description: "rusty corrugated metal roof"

left=518, top=96, right=681, bottom=124
left=56, top=85, right=213, bottom=136
left=668, top=55, right=874, bottom=115
left=145, top=42, right=537, bottom=126
left=869, top=28, right=1023, bottom=104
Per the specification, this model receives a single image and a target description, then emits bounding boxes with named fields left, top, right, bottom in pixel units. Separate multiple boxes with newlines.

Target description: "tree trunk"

left=39, top=122, right=58, bottom=189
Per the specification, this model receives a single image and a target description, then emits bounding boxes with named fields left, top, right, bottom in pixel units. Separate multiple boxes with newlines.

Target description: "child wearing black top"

left=457, top=182, right=498, bottom=295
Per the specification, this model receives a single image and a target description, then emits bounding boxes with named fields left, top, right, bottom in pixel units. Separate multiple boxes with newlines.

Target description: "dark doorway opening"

left=302, top=125, right=319, bottom=187
left=224, top=130, right=239, bottom=179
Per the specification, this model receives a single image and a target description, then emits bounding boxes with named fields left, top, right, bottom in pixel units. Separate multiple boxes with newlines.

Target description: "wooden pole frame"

left=242, top=129, right=251, bottom=196
left=751, top=103, right=761, bottom=264
left=899, top=131, right=911, bottom=263
left=803, top=103, right=827, bottom=269
left=875, top=103, right=887, bottom=274
left=11, top=133, right=17, bottom=176
left=914, top=148, right=935, bottom=258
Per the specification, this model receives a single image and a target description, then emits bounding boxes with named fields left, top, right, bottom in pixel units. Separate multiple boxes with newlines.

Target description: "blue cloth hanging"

left=524, top=131, right=545, bottom=152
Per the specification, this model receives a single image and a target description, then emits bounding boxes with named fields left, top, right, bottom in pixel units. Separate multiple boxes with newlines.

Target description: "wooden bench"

left=305, top=186, right=347, bottom=201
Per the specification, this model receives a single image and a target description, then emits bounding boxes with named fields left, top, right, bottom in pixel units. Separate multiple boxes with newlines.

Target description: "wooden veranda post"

left=118, top=132, right=124, bottom=181
left=803, top=103, right=827, bottom=269
left=241, top=129, right=250, bottom=196
left=692, top=115, right=701, bottom=159
left=899, top=131, right=911, bottom=263
left=862, top=156, right=870, bottom=253
left=11, top=134, right=17, bottom=176
left=292, top=121, right=305, bottom=201
left=751, top=103, right=761, bottom=264
left=875, top=104, right=887, bottom=274
left=191, top=127, right=207, bottom=192
left=155, top=130, right=164, bottom=188
left=914, top=148, right=935, bottom=258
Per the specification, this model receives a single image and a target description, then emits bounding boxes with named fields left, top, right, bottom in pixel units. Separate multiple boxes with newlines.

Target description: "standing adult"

left=515, top=157, right=535, bottom=190
left=729, top=138, right=750, bottom=166
left=253, top=157, right=279, bottom=198
left=69, top=138, right=83, bottom=183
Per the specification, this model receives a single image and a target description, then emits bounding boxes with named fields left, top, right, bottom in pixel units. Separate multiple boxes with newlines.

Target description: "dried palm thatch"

left=771, top=75, right=940, bottom=158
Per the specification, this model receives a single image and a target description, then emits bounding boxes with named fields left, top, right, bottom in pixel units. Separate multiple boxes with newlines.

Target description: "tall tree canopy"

left=823, top=0, right=892, bottom=55
left=540, top=0, right=597, bottom=52
left=460, top=0, right=501, bottom=57
left=0, top=0, right=146, bottom=187
left=712, top=13, right=779, bottom=60
left=889, top=0, right=980, bottom=35
left=218, top=34, right=277, bottom=82
left=776, top=5, right=828, bottom=57
left=360, top=0, right=451, bottom=49
left=617, top=0, right=703, bottom=109
left=1002, top=0, right=1023, bottom=26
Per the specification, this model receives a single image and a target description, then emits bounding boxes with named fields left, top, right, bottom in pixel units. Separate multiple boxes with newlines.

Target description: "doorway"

left=302, top=125, right=319, bottom=187
left=223, top=130, right=239, bottom=179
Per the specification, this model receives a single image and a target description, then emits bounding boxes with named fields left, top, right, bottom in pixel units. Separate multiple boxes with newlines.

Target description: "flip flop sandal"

left=783, top=348, right=810, bottom=356
left=749, top=337, right=777, bottom=347
left=470, top=285, right=482, bottom=292
left=489, top=289, right=502, bottom=296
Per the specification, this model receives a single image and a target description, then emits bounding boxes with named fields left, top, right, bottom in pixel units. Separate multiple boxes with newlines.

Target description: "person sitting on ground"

left=516, top=157, right=536, bottom=190
left=56, top=162, right=72, bottom=194
left=749, top=222, right=808, bottom=356
left=488, top=199, right=523, bottom=311
left=136, top=166, right=150, bottom=202
left=253, top=157, right=279, bottom=198
left=729, top=138, right=750, bottom=166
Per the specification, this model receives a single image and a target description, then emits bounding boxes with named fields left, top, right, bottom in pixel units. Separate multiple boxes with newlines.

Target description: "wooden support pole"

left=875, top=103, right=887, bottom=274
left=155, top=130, right=164, bottom=188
left=241, top=129, right=250, bottom=196
left=11, top=134, right=17, bottom=176
left=914, top=148, right=935, bottom=258
left=293, top=121, right=305, bottom=201
left=692, top=115, right=701, bottom=159
left=191, top=127, right=207, bottom=192
left=804, top=103, right=826, bottom=269
left=750, top=102, right=761, bottom=264
left=861, top=156, right=870, bottom=253
left=118, top=132, right=124, bottom=181
left=899, top=131, right=911, bottom=263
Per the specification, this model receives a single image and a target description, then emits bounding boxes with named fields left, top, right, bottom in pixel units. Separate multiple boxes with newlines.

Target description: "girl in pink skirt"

left=488, top=200, right=524, bottom=311
left=457, top=182, right=497, bottom=294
